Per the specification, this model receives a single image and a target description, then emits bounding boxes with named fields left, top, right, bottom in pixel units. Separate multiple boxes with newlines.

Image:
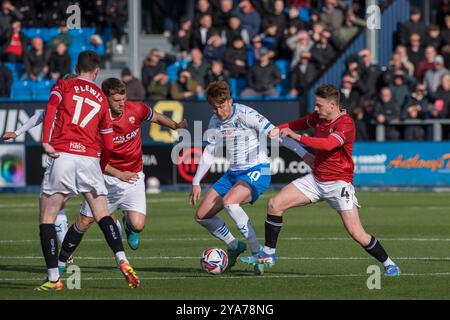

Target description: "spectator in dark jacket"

left=290, top=52, right=317, bottom=96
left=171, top=16, right=193, bottom=58
left=398, top=7, right=427, bottom=45
left=310, top=30, right=336, bottom=70
left=191, top=14, right=215, bottom=51
left=406, top=33, right=425, bottom=66
left=234, top=0, right=261, bottom=39
left=0, top=1, right=24, bottom=37
left=222, top=14, right=250, bottom=45
left=121, top=68, right=146, bottom=101
left=187, top=48, right=209, bottom=88
left=49, top=43, right=71, bottom=80
left=204, top=60, right=229, bottom=86
left=263, top=0, right=287, bottom=37
left=389, top=70, right=411, bottom=109
left=240, top=48, right=281, bottom=98
left=23, top=37, right=49, bottom=80
left=375, top=87, right=402, bottom=140
left=358, top=48, right=383, bottom=99
left=424, top=24, right=444, bottom=51
left=141, top=49, right=175, bottom=91
left=339, top=75, right=361, bottom=113
left=223, top=35, right=247, bottom=78
left=203, top=32, right=226, bottom=64
left=0, top=61, right=12, bottom=97
left=213, top=0, right=235, bottom=32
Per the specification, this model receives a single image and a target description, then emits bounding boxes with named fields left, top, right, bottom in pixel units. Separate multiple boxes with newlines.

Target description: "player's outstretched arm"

left=151, top=112, right=188, bottom=130
left=189, top=143, right=215, bottom=206
left=2, top=110, right=46, bottom=140
left=280, top=128, right=341, bottom=151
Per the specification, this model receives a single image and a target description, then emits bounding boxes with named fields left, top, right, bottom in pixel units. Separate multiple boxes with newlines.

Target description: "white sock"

left=55, top=209, right=68, bottom=245
left=116, top=220, right=123, bottom=239
left=383, top=257, right=395, bottom=267
left=196, top=216, right=238, bottom=249
left=115, top=251, right=128, bottom=265
left=58, top=260, right=66, bottom=268
left=224, top=204, right=260, bottom=253
left=48, top=268, right=59, bottom=282
left=263, top=245, right=276, bottom=255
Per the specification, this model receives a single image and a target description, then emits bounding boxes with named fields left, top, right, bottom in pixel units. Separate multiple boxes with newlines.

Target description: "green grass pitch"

left=0, top=191, right=449, bottom=300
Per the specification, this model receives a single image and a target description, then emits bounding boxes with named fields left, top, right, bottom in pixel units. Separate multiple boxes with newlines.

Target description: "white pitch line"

left=2, top=237, right=450, bottom=244
left=1, top=272, right=450, bottom=282
left=0, top=256, right=449, bottom=261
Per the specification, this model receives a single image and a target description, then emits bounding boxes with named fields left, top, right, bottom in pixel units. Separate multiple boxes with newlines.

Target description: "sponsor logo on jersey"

left=113, top=128, right=140, bottom=144
left=129, top=116, right=135, bottom=124
left=69, top=142, right=86, bottom=153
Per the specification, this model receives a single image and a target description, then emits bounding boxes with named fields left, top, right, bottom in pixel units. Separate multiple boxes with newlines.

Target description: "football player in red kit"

left=36, top=51, right=139, bottom=291
left=241, top=84, right=400, bottom=277
left=56, top=78, right=187, bottom=273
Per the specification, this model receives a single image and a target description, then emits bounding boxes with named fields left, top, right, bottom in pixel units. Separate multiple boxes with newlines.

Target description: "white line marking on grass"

left=2, top=237, right=450, bottom=244
left=1, top=256, right=449, bottom=261
left=1, top=272, right=450, bottom=282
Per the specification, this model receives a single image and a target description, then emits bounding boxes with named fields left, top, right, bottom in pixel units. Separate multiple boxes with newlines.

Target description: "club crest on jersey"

left=128, top=116, right=136, bottom=124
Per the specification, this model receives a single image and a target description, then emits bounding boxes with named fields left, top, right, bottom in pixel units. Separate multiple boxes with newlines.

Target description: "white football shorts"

left=80, top=171, right=146, bottom=217
left=41, top=152, right=107, bottom=197
left=292, top=173, right=360, bottom=212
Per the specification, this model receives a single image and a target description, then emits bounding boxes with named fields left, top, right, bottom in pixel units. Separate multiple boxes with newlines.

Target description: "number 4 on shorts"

left=341, top=187, right=350, bottom=199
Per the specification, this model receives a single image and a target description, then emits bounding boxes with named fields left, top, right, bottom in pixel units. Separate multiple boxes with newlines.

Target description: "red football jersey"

left=42, top=77, right=113, bottom=158
left=304, top=111, right=355, bottom=183
left=108, top=101, right=153, bottom=173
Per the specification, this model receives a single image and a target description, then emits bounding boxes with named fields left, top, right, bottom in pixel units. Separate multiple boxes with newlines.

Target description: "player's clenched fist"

left=189, top=185, right=201, bottom=206
left=2, top=131, right=17, bottom=141
left=42, top=143, right=60, bottom=158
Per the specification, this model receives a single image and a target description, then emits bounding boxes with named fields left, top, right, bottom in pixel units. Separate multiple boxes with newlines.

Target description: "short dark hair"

left=205, top=81, right=230, bottom=106
left=77, top=51, right=101, bottom=73
left=315, top=84, right=339, bottom=103
left=102, top=78, right=126, bottom=96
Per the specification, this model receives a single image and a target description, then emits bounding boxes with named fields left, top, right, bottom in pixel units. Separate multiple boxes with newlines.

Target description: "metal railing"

left=375, top=119, right=450, bottom=141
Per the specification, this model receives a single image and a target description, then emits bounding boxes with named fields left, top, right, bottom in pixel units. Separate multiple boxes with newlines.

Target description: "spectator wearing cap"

left=48, top=42, right=71, bottom=81
left=234, top=0, right=261, bottom=39
left=222, top=14, right=250, bottom=45
left=290, top=51, right=317, bottom=97
left=240, top=48, right=281, bottom=98
left=406, top=33, right=425, bottom=67
left=424, top=25, right=443, bottom=51
left=205, top=60, right=229, bottom=85
left=415, top=46, right=437, bottom=82
left=187, top=48, right=210, bottom=88
left=121, top=68, right=146, bottom=101
left=148, top=73, right=170, bottom=101
left=170, top=69, right=203, bottom=101
left=214, top=0, right=235, bottom=32
left=389, top=70, right=411, bottom=109
left=424, top=55, right=450, bottom=94
left=339, top=75, right=361, bottom=113
left=0, top=61, right=12, bottom=97
left=320, top=0, right=344, bottom=36
left=223, top=35, right=247, bottom=78
left=192, top=14, right=215, bottom=51
left=398, top=7, right=427, bottom=46
left=287, top=30, right=313, bottom=69
left=23, top=37, right=49, bottom=81
left=375, top=87, right=402, bottom=141
left=203, top=32, right=226, bottom=64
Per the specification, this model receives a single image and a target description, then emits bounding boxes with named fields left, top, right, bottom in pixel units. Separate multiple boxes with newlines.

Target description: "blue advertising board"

left=353, top=142, right=450, bottom=187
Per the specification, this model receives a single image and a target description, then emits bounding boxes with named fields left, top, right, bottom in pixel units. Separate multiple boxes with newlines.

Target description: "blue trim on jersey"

left=263, top=122, right=271, bottom=130
left=212, top=163, right=271, bottom=204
